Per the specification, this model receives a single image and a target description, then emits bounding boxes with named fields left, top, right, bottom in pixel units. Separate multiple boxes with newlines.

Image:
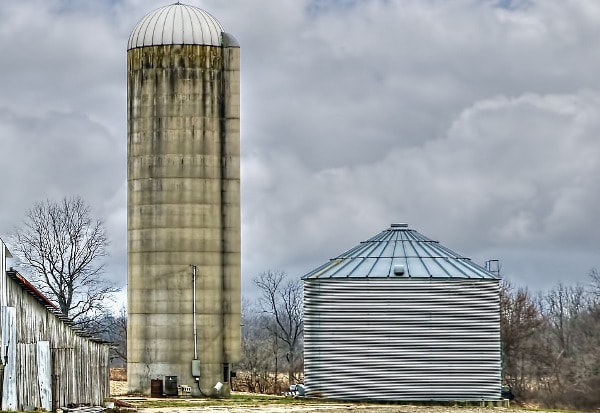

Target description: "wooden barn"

left=302, top=223, right=501, bottom=401
left=1, top=237, right=110, bottom=411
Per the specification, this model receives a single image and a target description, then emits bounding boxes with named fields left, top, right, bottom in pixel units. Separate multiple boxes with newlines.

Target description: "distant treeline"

left=501, top=269, right=600, bottom=411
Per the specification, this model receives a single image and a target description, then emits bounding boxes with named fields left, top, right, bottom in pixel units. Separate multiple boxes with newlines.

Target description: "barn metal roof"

left=302, top=223, right=498, bottom=280
left=128, top=3, right=224, bottom=50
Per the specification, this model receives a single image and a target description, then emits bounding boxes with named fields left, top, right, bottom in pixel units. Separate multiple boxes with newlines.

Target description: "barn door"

left=1, top=306, right=17, bottom=411
left=37, top=341, right=52, bottom=411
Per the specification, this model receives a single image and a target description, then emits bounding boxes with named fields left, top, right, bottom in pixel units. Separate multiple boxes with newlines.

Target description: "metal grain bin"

left=302, top=223, right=501, bottom=401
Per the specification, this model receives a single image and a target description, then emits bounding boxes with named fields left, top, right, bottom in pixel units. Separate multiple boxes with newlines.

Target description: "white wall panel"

left=37, top=341, right=52, bottom=411
left=1, top=306, right=17, bottom=410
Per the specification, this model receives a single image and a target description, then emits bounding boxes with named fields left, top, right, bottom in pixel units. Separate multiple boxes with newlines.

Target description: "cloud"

left=237, top=1, right=599, bottom=287
left=418, top=91, right=600, bottom=248
left=1, top=0, right=599, bottom=301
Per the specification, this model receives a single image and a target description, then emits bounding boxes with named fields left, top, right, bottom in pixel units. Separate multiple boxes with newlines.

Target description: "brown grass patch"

left=110, top=367, right=127, bottom=381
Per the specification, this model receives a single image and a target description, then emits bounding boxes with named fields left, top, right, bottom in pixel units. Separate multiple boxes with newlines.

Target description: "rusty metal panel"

left=303, top=279, right=501, bottom=401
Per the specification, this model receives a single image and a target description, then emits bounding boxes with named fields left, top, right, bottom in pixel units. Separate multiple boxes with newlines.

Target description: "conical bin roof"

left=302, top=223, right=498, bottom=280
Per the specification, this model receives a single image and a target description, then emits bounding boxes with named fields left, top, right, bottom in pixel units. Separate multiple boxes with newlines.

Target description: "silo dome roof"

left=128, top=2, right=224, bottom=50
left=303, top=223, right=499, bottom=280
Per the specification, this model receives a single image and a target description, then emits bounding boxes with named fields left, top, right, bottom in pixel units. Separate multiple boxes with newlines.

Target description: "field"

left=109, top=369, right=562, bottom=413
left=109, top=380, right=555, bottom=413
left=111, top=394, right=520, bottom=413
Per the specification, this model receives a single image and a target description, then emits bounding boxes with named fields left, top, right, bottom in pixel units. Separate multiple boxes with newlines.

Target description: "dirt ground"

left=109, top=381, right=553, bottom=413
left=110, top=380, right=129, bottom=396
left=126, top=406, right=517, bottom=413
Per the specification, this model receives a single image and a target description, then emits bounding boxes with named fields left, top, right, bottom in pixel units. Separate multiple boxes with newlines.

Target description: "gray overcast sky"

left=1, top=0, right=599, bottom=304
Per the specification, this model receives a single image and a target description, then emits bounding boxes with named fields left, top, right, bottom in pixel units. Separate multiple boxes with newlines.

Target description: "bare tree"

left=589, top=268, right=600, bottom=302
left=542, top=283, right=588, bottom=358
left=254, top=270, right=304, bottom=385
left=538, top=282, right=600, bottom=409
left=107, top=305, right=128, bottom=365
left=499, top=275, right=600, bottom=411
left=236, top=298, right=276, bottom=393
left=11, top=196, right=118, bottom=324
left=499, top=280, right=548, bottom=397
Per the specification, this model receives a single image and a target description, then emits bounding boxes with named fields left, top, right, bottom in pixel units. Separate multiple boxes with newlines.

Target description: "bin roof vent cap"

left=393, top=264, right=406, bottom=275
left=391, top=223, right=409, bottom=228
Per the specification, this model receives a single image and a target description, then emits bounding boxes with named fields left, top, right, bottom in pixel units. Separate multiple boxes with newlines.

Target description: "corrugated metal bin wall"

left=303, top=278, right=501, bottom=401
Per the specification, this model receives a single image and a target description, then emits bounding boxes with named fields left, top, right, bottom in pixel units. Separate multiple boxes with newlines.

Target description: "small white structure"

left=302, top=224, right=501, bottom=401
left=0, top=237, right=109, bottom=411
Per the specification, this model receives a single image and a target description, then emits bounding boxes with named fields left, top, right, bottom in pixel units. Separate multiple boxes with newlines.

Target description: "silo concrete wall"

left=221, top=42, right=242, bottom=366
left=127, top=43, right=240, bottom=396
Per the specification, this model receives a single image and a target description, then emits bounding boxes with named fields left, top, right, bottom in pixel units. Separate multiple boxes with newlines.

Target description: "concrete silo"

left=127, top=3, right=240, bottom=396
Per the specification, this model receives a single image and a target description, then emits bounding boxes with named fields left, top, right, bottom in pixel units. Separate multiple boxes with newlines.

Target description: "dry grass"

left=108, top=397, right=552, bottom=413
left=110, top=368, right=128, bottom=396
left=110, top=368, right=127, bottom=381
left=109, top=370, right=582, bottom=413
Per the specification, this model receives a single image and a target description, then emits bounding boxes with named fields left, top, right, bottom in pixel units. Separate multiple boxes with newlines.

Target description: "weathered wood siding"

left=1, top=240, right=9, bottom=306
left=4, top=274, right=110, bottom=409
left=37, top=341, right=52, bottom=411
left=1, top=306, right=17, bottom=410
